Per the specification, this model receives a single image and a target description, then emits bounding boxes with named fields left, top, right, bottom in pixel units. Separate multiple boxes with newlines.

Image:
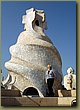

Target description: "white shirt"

left=45, top=69, right=55, bottom=81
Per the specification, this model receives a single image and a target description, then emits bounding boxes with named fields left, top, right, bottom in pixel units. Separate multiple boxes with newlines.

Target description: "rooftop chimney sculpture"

left=64, top=67, right=76, bottom=90
left=2, top=8, right=62, bottom=97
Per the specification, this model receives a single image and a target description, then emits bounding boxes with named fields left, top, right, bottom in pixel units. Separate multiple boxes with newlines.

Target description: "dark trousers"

left=47, top=78, right=54, bottom=97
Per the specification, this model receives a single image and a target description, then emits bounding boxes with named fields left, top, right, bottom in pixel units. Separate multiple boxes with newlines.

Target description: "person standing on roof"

left=45, top=64, right=55, bottom=97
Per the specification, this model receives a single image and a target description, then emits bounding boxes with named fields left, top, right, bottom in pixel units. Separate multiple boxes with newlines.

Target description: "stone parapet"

left=1, top=97, right=76, bottom=106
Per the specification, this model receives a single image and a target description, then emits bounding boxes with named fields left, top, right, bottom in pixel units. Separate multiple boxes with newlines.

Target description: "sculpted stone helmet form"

left=2, top=8, right=62, bottom=97
left=64, top=67, right=76, bottom=90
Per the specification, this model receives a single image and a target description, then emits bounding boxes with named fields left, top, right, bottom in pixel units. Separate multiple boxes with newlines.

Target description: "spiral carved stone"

left=5, top=8, right=62, bottom=97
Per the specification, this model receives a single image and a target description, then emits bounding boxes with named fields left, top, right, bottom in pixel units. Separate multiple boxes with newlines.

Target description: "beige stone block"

left=58, top=97, right=76, bottom=106
left=71, top=90, right=76, bottom=97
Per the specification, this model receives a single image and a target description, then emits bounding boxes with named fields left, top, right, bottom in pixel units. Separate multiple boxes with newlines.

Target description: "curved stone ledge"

left=9, top=44, right=61, bottom=66
left=17, top=31, right=53, bottom=45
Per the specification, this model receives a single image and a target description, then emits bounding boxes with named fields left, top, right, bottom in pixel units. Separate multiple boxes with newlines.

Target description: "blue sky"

left=2, top=1, right=76, bottom=79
